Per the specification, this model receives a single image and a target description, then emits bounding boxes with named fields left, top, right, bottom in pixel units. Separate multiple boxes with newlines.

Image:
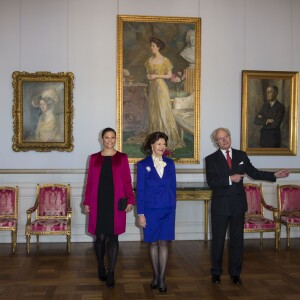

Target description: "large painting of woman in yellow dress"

left=117, top=15, right=201, bottom=164
left=127, top=37, right=185, bottom=150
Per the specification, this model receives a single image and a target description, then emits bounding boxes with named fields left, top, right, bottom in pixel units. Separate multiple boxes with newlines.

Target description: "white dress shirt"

left=152, top=155, right=167, bottom=178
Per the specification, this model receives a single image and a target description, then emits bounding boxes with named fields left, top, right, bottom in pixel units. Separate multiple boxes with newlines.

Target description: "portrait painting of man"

left=253, top=84, right=286, bottom=148
left=241, top=70, right=299, bottom=155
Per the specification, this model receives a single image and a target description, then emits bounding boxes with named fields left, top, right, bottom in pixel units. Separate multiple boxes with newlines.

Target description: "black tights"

left=149, top=240, right=168, bottom=288
left=95, top=234, right=119, bottom=273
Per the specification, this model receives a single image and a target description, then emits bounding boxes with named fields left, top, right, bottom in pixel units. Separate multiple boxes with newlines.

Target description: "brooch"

left=146, top=166, right=151, bottom=172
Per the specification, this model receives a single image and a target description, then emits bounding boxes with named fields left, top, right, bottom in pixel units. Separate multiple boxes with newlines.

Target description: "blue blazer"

left=136, top=156, right=176, bottom=214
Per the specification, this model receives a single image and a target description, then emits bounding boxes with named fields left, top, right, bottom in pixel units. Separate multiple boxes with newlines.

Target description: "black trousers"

left=210, top=213, right=245, bottom=276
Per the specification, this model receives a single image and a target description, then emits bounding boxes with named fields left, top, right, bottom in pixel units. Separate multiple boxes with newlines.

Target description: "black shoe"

left=212, top=275, right=221, bottom=284
left=231, top=275, right=241, bottom=285
left=106, top=272, right=115, bottom=288
left=99, top=273, right=107, bottom=282
left=159, top=285, right=167, bottom=294
left=98, top=266, right=107, bottom=282
left=158, top=278, right=167, bottom=294
left=150, top=281, right=159, bottom=289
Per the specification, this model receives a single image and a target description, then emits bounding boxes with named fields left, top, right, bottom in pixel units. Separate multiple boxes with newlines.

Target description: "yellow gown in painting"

left=144, top=57, right=185, bottom=150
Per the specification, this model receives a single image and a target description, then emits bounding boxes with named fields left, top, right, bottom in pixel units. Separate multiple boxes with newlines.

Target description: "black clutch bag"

left=118, top=197, right=128, bottom=211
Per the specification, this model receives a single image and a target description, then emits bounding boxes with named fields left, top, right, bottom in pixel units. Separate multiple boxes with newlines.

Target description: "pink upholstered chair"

left=277, top=184, right=300, bottom=248
left=244, top=183, right=279, bottom=250
left=0, top=186, right=19, bottom=254
left=25, top=184, right=71, bottom=254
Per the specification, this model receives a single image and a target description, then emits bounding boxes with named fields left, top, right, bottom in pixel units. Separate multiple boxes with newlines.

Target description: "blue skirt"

left=143, top=208, right=175, bottom=242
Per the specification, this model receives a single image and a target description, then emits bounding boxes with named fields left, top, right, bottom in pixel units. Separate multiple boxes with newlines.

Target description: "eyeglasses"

left=216, top=135, right=230, bottom=142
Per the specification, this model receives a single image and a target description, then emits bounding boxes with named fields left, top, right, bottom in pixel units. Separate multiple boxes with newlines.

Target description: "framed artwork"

left=241, top=70, right=299, bottom=155
left=12, top=71, right=74, bottom=152
left=117, top=15, right=201, bottom=163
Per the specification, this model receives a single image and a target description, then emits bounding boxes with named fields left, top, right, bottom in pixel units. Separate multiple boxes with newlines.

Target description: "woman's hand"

left=84, top=205, right=90, bottom=213
left=138, top=215, right=147, bottom=228
left=147, top=73, right=158, bottom=80
left=125, top=204, right=133, bottom=213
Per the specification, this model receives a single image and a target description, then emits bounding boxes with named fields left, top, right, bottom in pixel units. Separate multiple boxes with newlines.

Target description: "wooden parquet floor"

left=0, top=239, right=300, bottom=300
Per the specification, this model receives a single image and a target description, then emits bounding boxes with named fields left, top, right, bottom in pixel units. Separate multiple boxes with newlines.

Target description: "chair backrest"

left=277, top=184, right=300, bottom=214
left=244, top=183, right=263, bottom=216
left=36, top=184, right=70, bottom=218
left=0, top=186, right=18, bottom=219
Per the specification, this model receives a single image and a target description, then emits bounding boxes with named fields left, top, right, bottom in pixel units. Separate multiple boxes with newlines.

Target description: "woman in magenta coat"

left=83, top=127, right=134, bottom=288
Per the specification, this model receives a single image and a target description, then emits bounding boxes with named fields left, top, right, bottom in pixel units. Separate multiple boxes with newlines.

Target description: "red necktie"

left=226, top=150, right=232, bottom=169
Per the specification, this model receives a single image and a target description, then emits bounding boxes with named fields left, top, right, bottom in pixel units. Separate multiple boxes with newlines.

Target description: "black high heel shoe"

left=159, top=285, right=167, bottom=294
left=150, top=277, right=159, bottom=289
left=98, top=266, right=107, bottom=282
left=150, top=282, right=159, bottom=289
left=159, top=280, right=167, bottom=294
left=106, top=272, right=115, bottom=288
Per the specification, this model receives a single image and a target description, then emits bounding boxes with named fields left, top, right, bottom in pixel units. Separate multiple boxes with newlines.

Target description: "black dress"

left=96, top=156, right=114, bottom=235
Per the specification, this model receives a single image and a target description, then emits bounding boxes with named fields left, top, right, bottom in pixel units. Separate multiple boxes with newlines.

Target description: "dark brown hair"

left=143, top=132, right=168, bottom=155
left=101, top=127, right=116, bottom=138
left=268, top=85, right=279, bottom=95
left=149, top=37, right=165, bottom=51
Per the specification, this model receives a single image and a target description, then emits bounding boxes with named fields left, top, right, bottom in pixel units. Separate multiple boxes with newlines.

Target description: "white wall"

left=0, top=0, right=299, bottom=244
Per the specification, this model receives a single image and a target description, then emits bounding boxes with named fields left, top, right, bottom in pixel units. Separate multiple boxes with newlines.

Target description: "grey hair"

left=212, top=127, right=231, bottom=141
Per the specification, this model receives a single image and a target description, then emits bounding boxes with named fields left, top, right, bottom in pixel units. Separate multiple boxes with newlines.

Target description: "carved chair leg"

left=12, top=230, right=17, bottom=254
left=67, top=235, right=71, bottom=254
left=26, top=235, right=31, bottom=255
left=278, top=225, right=282, bottom=246
left=260, top=232, right=263, bottom=249
left=286, top=226, right=290, bottom=248
left=275, top=230, right=279, bottom=251
left=36, top=235, right=40, bottom=249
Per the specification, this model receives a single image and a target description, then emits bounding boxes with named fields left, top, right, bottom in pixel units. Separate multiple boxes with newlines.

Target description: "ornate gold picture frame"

left=12, top=71, right=74, bottom=152
left=241, top=70, right=299, bottom=155
left=117, top=15, right=201, bottom=163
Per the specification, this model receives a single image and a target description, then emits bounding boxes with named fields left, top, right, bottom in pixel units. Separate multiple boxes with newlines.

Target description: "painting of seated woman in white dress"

left=23, top=83, right=64, bottom=143
left=12, top=71, right=74, bottom=152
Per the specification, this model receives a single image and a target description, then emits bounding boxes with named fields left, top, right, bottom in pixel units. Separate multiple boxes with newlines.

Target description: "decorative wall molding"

left=0, top=169, right=299, bottom=244
left=1, top=168, right=300, bottom=174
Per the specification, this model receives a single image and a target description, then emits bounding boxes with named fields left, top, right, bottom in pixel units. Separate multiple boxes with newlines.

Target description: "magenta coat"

left=83, top=151, right=134, bottom=236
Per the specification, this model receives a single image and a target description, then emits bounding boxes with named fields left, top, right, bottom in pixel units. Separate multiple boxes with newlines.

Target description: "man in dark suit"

left=205, top=127, right=289, bottom=285
left=254, top=85, right=285, bottom=147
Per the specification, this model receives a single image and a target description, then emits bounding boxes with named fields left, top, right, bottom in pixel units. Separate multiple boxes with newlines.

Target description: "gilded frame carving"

left=12, top=71, right=74, bottom=152
left=241, top=70, right=299, bottom=155
left=117, top=15, right=201, bottom=163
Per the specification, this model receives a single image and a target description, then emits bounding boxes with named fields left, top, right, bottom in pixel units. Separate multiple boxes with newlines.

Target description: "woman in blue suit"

left=137, top=132, right=176, bottom=294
